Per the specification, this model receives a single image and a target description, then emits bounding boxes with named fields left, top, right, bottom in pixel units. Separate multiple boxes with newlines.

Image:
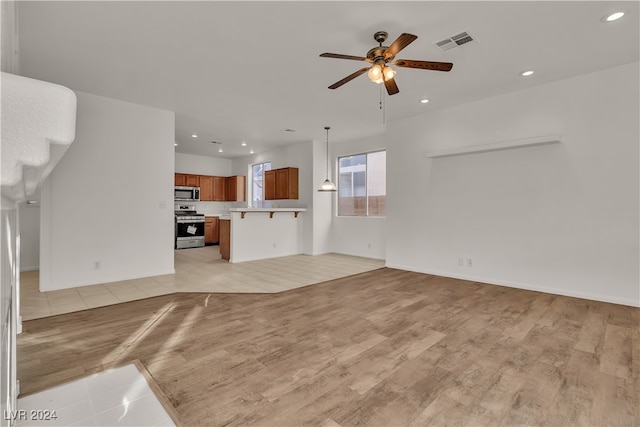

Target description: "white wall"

left=40, top=92, right=175, bottom=291
left=18, top=200, right=39, bottom=271
left=174, top=152, right=231, bottom=176
left=386, top=62, right=640, bottom=307
left=330, top=134, right=386, bottom=260
left=230, top=211, right=304, bottom=263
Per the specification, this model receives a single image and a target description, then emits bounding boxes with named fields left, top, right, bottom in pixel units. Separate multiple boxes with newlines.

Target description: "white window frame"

left=337, top=149, right=386, bottom=218
left=248, top=161, right=271, bottom=208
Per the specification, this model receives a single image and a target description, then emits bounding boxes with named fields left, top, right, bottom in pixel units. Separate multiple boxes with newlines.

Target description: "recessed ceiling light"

left=520, top=70, right=534, bottom=77
left=241, top=142, right=247, bottom=146
left=191, top=134, right=198, bottom=138
left=249, top=150, right=254, bottom=154
left=218, top=148, right=223, bottom=153
left=604, top=12, right=624, bottom=22
left=420, top=99, right=429, bottom=104
left=174, top=143, right=178, bottom=146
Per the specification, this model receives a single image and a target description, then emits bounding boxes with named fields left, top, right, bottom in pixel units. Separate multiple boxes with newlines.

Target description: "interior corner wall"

left=330, top=134, right=386, bottom=260
left=39, top=91, right=175, bottom=291
left=386, top=61, right=640, bottom=307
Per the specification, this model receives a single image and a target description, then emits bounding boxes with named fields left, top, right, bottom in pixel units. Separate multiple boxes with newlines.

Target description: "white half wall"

left=386, top=62, right=639, bottom=307
left=40, top=92, right=175, bottom=291
left=330, top=134, right=386, bottom=260
left=229, top=211, right=304, bottom=263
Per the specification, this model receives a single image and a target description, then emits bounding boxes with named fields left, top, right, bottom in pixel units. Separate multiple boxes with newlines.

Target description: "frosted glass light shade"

left=317, top=179, right=337, bottom=192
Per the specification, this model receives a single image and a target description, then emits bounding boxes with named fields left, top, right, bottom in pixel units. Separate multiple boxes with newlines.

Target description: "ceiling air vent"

left=434, top=31, right=474, bottom=52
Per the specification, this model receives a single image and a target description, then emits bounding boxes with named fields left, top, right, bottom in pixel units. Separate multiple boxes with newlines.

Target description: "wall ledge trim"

left=425, top=134, right=561, bottom=158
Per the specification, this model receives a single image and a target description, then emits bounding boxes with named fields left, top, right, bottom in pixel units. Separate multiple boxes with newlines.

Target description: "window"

left=250, top=161, right=271, bottom=207
left=338, top=150, right=386, bottom=216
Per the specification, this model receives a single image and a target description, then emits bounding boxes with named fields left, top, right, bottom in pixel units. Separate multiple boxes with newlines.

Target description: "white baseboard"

left=385, top=262, right=640, bottom=308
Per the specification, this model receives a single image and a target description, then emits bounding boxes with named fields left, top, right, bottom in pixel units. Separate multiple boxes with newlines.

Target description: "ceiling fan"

left=320, top=31, right=453, bottom=95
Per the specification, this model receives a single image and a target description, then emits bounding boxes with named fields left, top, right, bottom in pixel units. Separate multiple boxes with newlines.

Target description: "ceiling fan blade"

left=384, top=77, right=399, bottom=96
left=328, top=67, right=370, bottom=89
left=394, top=59, right=453, bottom=72
left=386, top=33, right=418, bottom=58
left=320, top=52, right=369, bottom=62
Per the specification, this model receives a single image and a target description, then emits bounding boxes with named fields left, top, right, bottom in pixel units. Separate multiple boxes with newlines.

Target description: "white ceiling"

left=17, top=1, right=639, bottom=159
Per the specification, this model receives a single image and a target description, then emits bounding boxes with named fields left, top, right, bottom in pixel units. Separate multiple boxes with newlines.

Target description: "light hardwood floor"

left=18, top=268, right=639, bottom=426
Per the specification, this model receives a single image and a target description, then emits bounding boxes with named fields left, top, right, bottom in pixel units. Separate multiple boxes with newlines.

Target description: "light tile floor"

left=21, top=247, right=384, bottom=320
left=16, top=363, right=176, bottom=426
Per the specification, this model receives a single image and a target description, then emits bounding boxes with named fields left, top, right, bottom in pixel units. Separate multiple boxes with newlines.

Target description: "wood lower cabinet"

left=199, top=176, right=213, bottom=201
left=265, top=167, right=298, bottom=200
left=204, top=216, right=219, bottom=244
left=219, top=219, right=230, bottom=260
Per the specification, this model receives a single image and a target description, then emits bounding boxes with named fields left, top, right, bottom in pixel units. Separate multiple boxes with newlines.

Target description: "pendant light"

left=318, top=126, right=337, bottom=192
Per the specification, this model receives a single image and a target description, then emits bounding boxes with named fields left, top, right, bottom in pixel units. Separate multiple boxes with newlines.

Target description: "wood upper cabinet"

left=226, top=176, right=246, bottom=202
left=199, top=176, right=213, bottom=201
left=175, top=173, right=187, bottom=186
left=204, top=216, right=219, bottom=244
left=185, top=174, right=200, bottom=187
left=176, top=174, right=246, bottom=202
left=213, top=176, right=227, bottom=201
left=265, top=167, right=298, bottom=200
left=175, top=173, right=200, bottom=187
left=264, top=170, right=276, bottom=200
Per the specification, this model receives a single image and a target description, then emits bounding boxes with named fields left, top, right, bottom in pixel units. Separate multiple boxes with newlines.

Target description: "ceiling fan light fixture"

left=383, top=66, right=396, bottom=81
left=368, top=65, right=383, bottom=84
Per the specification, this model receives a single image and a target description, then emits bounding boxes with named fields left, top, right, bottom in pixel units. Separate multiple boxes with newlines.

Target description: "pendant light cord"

left=325, top=126, right=330, bottom=179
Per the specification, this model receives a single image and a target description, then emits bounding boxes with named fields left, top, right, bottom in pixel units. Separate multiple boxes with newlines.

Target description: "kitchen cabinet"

left=265, top=167, right=298, bottom=200
left=175, top=173, right=187, bottom=186
left=213, top=176, right=227, bottom=201
left=204, top=216, right=219, bottom=244
left=226, top=176, right=246, bottom=202
left=199, top=176, right=213, bottom=201
left=176, top=174, right=246, bottom=202
left=175, top=173, right=200, bottom=187
left=219, top=219, right=230, bottom=260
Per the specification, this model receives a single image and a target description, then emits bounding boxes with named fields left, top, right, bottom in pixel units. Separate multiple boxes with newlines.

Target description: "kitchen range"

left=175, top=204, right=205, bottom=249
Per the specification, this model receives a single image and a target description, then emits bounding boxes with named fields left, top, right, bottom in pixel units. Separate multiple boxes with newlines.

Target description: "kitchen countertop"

left=229, top=207, right=307, bottom=212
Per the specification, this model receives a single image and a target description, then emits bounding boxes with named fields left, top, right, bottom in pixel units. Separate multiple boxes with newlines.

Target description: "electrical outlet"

left=94, top=261, right=101, bottom=270
left=368, top=243, right=372, bottom=249
left=467, top=258, right=472, bottom=267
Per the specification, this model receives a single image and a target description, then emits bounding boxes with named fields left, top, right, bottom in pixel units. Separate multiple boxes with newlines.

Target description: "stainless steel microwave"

left=174, top=186, right=200, bottom=202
